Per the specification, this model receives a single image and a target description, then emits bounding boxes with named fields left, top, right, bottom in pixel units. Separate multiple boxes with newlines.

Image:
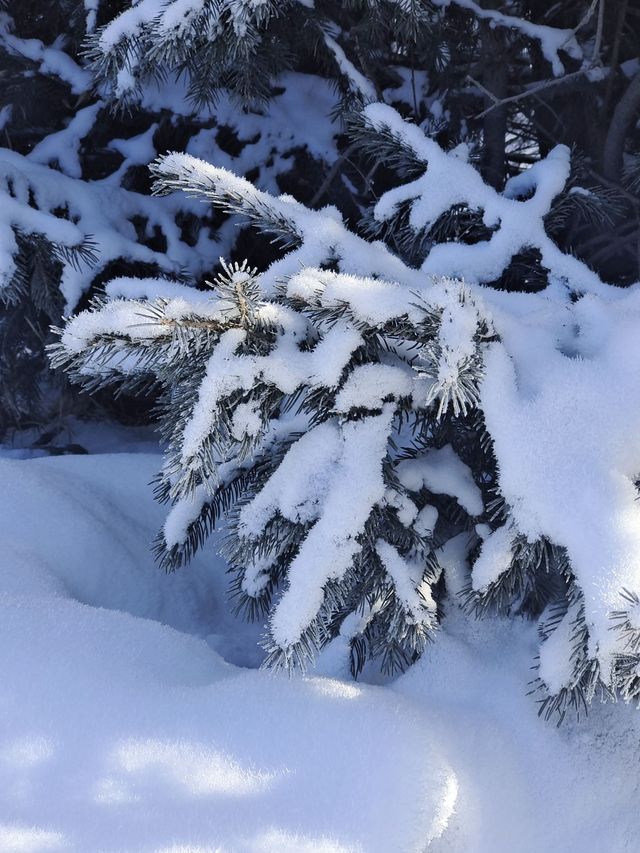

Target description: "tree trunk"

left=603, top=69, right=640, bottom=182
left=480, top=22, right=508, bottom=189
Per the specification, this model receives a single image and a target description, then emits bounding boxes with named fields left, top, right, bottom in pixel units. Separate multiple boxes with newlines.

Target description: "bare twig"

left=469, top=69, right=590, bottom=119
left=309, top=142, right=361, bottom=208
left=591, top=0, right=605, bottom=64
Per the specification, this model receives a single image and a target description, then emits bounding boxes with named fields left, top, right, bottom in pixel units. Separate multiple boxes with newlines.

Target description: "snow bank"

left=1, top=453, right=640, bottom=851
left=396, top=611, right=640, bottom=853
left=0, top=453, right=450, bottom=853
left=0, top=454, right=221, bottom=635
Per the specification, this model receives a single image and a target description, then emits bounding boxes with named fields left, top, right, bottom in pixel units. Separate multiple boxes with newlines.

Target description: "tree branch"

left=471, top=69, right=594, bottom=120
left=603, top=69, right=640, bottom=182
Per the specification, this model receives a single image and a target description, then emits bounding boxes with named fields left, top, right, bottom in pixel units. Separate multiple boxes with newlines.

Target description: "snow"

left=0, top=14, right=92, bottom=94
left=396, top=445, right=483, bottom=517
left=84, top=0, right=100, bottom=33
left=538, top=604, right=578, bottom=694
left=365, top=103, right=608, bottom=296
left=238, top=421, right=342, bottom=536
left=98, top=0, right=163, bottom=52
left=376, top=539, right=434, bottom=622
left=179, top=327, right=252, bottom=462
left=0, top=149, right=225, bottom=310
left=0, top=451, right=452, bottom=853
left=471, top=524, right=515, bottom=592
left=231, top=401, right=263, bottom=439
left=334, top=364, right=413, bottom=412
left=415, top=504, right=439, bottom=538
left=431, top=0, right=582, bottom=77
left=140, top=72, right=340, bottom=184
left=425, top=284, right=484, bottom=416
left=153, top=153, right=425, bottom=297
left=264, top=408, right=395, bottom=650
left=0, top=454, right=220, bottom=632
left=324, top=35, right=376, bottom=102
left=157, top=0, right=208, bottom=36
left=174, top=312, right=363, bottom=471
left=480, top=289, right=640, bottom=674
left=288, top=270, right=417, bottom=324
left=109, top=123, right=159, bottom=165
left=29, top=103, right=103, bottom=179
left=396, top=611, right=640, bottom=853
left=58, top=99, right=640, bottom=700
left=60, top=298, right=171, bottom=355
left=95, top=1, right=322, bottom=104
left=2, top=450, right=640, bottom=851
left=163, top=485, right=209, bottom=550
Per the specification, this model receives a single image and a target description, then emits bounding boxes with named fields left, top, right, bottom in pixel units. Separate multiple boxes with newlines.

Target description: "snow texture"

left=396, top=445, right=483, bottom=517
left=244, top=408, right=395, bottom=649
left=0, top=452, right=451, bottom=853
left=471, top=524, right=515, bottom=592
left=481, top=288, right=640, bottom=672
left=1, top=451, right=640, bottom=852
left=376, top=539, right=435, bottom=622
left=334, top=364, right=413, bottom=413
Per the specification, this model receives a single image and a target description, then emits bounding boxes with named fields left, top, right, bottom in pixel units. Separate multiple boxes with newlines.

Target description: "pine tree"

left=4, top=0, right=640, bottom=720
left=52, top=95, right=640, bottom=718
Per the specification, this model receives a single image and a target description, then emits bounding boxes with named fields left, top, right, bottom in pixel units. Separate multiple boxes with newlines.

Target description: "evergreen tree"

left=3, top=0, right=640, bottom=720
left=53, top=97, right=640, bottom=717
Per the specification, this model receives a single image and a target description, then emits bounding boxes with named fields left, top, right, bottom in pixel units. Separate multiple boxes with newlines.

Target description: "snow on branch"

left=0, top=150, right=225, bottom=310
left=362, top=103, right=607, bottom=296
left=152, top=151, right=424, bottom=294
left=84, top=0, right=100, bottom=34
left=432, top=0, right=583, bottom=76
left=323, top=34, right=377, bottom=103
left=54, top=100, right=640, bottom=709
left=0, top=13, right=92, bottom=94
left=55, top=247, right=486, bottom=673
left=90, top=0, right=310, bottom=103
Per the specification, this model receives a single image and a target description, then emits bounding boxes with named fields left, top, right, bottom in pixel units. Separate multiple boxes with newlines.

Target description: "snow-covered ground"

left=1, top=445, right=638, bottom=852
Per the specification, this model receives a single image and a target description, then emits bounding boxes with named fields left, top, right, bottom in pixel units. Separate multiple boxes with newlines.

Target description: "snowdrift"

left=0, top=454, right=449, bottom=853
left=0, top=452, right=638, bottom=852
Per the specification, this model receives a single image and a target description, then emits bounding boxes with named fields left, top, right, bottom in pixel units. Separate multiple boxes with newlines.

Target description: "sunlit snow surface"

left=0, top=448, right=638, bottom=852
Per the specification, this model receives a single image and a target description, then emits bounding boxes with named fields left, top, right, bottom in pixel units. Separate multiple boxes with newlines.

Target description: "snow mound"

left=0, top=453, right=451, bottom=853
left=2, top=453, right=640, bottom=852
left=0, top=454, right=220, bottom=635
left=396, top=612, right=640, bottom=853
